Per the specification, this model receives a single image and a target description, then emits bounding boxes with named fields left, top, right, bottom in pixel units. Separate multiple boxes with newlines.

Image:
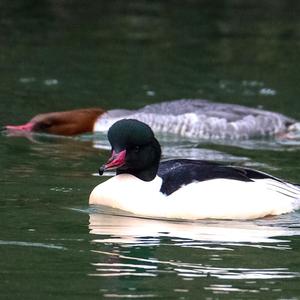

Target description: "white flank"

left=89, top=174, right=300, bottom=220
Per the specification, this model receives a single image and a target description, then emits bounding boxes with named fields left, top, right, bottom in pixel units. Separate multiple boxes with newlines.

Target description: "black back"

left=158, top=159, right=283, bottom=196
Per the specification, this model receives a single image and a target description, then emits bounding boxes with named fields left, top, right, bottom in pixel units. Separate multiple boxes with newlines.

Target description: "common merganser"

left=89, top=119, right=300, bottom=220
left=5, top=99, right=300, bottom=140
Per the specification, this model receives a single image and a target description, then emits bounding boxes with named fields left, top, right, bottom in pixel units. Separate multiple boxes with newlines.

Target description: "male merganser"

left=89, top=119, right=300, bottom=220
left=5, top=99, right=300, bottom=139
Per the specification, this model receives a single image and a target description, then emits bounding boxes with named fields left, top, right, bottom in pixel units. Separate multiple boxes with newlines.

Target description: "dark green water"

left=1, top=1, right=300, bottom=299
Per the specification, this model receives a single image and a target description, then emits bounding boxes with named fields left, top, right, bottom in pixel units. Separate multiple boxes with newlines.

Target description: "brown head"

left=5, top=108, right=105, bottom=136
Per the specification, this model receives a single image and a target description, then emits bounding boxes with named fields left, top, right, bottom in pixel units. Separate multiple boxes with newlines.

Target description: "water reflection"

left=88, top=209, right=300, bottom=280
left=89, top=210, right=291, bottom=246
left=3, top=129, right=249, bottom=165
left=4, top=129, right=300, bottom=161
left=0, top=240, right=66, bottom=250
left=91, top=131, right=251, bottom=163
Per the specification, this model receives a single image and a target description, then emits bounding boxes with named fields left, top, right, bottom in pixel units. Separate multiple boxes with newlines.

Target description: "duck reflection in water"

left=88, top=210, right=300, bottom=280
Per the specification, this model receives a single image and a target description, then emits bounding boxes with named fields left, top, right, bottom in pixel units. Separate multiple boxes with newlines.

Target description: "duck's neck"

left=117, top=162, right=159, bottom=182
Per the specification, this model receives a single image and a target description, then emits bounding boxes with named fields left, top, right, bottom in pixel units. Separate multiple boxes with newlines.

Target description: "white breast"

left=89, top=174, right=165, bottom=215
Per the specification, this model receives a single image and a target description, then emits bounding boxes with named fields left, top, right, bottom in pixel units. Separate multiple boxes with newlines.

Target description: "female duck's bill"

left=89, top=119, right=300, bottom=220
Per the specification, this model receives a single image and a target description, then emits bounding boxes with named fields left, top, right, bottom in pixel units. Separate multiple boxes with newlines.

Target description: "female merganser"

left=5, top=99, right=300, bottom=139
left=89, top=119, right=300, bottom=220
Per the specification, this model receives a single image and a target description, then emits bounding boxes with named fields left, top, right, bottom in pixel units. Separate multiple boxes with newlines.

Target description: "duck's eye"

left=134, top=146, right=140, bottom=153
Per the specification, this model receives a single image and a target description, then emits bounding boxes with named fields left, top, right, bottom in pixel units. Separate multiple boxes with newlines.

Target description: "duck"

left=5, top=99, right=300, bottom=140
left=89, top=119, right=300, bottom=220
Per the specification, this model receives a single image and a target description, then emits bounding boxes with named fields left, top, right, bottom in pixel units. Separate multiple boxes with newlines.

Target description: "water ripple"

left=0, top=240, right=66, bottom=250
left=88, top=210, right=300, bottom=280
left=90, top=249, right=300, bottom=280
left=89, top=211, right=298, bottom=248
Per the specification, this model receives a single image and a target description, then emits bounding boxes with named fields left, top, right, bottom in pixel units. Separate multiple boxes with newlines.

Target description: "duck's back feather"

left=158, top=159, right=284, bottom=196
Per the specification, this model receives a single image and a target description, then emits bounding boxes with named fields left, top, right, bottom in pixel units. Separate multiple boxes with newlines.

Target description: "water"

left=1, top=0, right=300, bottom=299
